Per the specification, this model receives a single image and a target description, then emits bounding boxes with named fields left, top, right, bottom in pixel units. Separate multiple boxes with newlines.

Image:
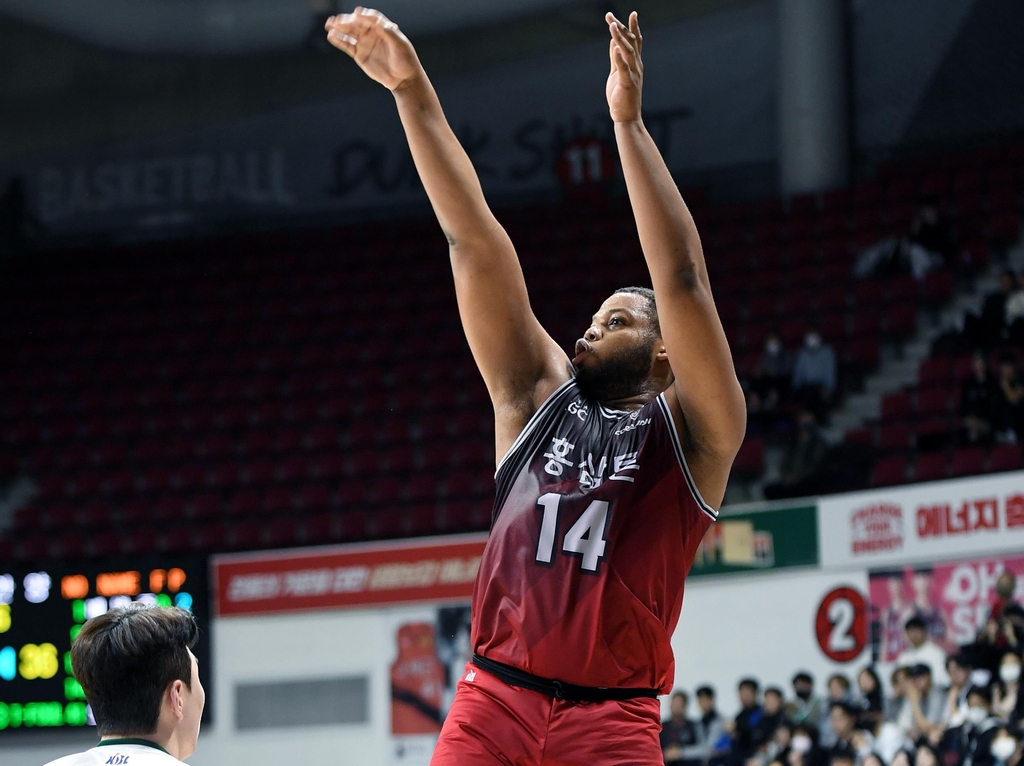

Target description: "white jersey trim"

left=494, top=377, right=577, bottom=478
left=655, top=393, right=718, bottom=520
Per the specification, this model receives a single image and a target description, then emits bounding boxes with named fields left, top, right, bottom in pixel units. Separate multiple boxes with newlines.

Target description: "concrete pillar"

left=777, top=0, right=850, bottom=196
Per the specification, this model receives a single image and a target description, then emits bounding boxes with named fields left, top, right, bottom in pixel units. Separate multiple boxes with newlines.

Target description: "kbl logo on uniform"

left=105, top=754, right=130, bottom=765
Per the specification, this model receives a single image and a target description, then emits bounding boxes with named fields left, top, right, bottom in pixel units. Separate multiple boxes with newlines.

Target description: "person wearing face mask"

left=791, top=330, right=837, bottom=422
left=789, top=672, right=826, bottom=727
left=938, top=686, right=1002, bottom=766
left=990, top=728, right=1022, bottom=766
left=788, top=723, right=827, bottom=766
left=992, top=573, right=1018, bottom=622
left=995, top=654, right=1022, bottom=723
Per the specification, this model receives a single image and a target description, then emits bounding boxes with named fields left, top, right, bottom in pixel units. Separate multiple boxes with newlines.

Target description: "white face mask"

left=805, top=334, right=822, bottom=350
left=791, top=735, right=813, bottom=754
left=991, top=737, right=1017, bottom=762
left=1001, top=664, right=1021, bottom=684
left=766, top=339, right=782, bottom=354
left=965, top=706, right=988, bottom=725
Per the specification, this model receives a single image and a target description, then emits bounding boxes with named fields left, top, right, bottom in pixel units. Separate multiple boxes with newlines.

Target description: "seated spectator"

left=767, top=722, right=796, bottom=766
left=821, top=675, right=854, bottom=747
left=996, top=653, right=1022, bottom=724
left=916, top=743, right=940, bottom=766
left=895, top=664, right=946, bottom=744
left=992, top=572, right=1018, bottom=622
left=898, top=616, right=952, bottom=687
left=764, top=410, right=829, bottom=499
left=734, top=678, right=774, bottom=762
left=663, top=690, right=701, bottom=766
left=856, top=667, right=885, bottom=729
left=789, top=722, right=829, bottom=766
left=829, top=700, right=875, bottom=762
left=993, top=358, right=1024, bottom=443
left=990, top=727, right=1022, bottom=766
left=790, top=672, right=826, bottom=727
left=965, top=271, right=1017, bottom=349
left=763, top=688, right=791, bottom=742
left=1006, top=276, right=1024, bottom=346
left=886, top=667, right=910, bottom=724
left=947, top=652, right=977, bottom=728
left=792, top=331, right=837, bottom=421
left=748, top=333, right=794, bottom=435
left=960, top=352, right=996, bottom=446
left=853, top=200, right=950, bottom=281
left=938, top=686, right=1002, bottom=766
left=695, top=685, right=730, bottom=764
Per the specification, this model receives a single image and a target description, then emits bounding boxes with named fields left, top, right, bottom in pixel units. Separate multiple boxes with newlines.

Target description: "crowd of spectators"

left=662, top=594, right=1024, bottom=766
left=959, top=351, right=1024, bottom=446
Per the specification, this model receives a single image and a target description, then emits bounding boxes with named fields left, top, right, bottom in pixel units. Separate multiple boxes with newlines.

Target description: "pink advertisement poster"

left=868, top=553, right=1024, bottom=663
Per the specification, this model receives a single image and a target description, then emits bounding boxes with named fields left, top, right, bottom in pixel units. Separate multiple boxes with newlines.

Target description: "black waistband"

left=471, top=654, right=659, bottom=702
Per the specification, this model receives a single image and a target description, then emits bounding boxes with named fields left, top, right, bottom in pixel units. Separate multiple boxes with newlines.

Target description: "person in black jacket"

left=939, top=686, right=1002, bottom=766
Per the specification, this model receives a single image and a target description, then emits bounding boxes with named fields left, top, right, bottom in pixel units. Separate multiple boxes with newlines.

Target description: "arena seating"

left=1, top=143, right=1021, bottom=561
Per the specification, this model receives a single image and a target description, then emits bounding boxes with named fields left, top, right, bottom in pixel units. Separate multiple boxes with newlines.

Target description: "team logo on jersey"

left=614, top=416, right=651, bottom=436
left=464, top=670, right=476, bottom=683
left=105, top=755, right=130, bottom=765
left=567, top=398, right=589, bottom=422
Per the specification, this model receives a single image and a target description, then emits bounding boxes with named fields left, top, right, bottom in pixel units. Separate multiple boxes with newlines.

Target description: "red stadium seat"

left=881, top=393, right=912, bottom=420
left=990, top=444, right=1023, bottom=472
left=877, top=425, right=911, bottom=453
left=919, top=357, right=952, bottom=387
left=950, top=448, right=985, bottom=478
left=913, top=453, right=948, bottom=483
left=870, top=457, right=907, bottom=487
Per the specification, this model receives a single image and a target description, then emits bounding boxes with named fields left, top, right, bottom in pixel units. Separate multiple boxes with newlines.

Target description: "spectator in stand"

left=789, top=722, right=828, bottom=766
left=966, top=271, right=1017, bottom=349
left=829, top=700, right=875, bottom=763
left=1005, top=275, right=1024, bottom=347
left=790, top=672, right=826, bottom=728
left=821, top=675, right=855, bottom=747
left=764, top=687, right=790, bottom=737
left=856, top=667, right=885, bottom=730
left=908, top=198, right=954, bottom=268
left=938, top=686, right=1001, bottom=766
left=993, top=358, right=1024, bottom=443
left=990, top=728, right=1023, bottom=766
left=992, top=573, right=1018, bottom=621
left=915, top=743, right=940, bottom=766
left=766, top=722, right=795, bottom=766
left=996, top=654, right=1022, bottom=724
left=947, top=653, right=977, bottom=728
left=792, top=330, right=837, bottom=421
left=748, top=333, right=793, bottom=435
left=664, top=690, right=700, bottom=766
left=899, top=617, right=953, bottom=687
left=734, top=678, right=773, bottom=763
left=896, top=664, right=947, bottom=745
left=961, top=352, right=997, bottom=446
left=695, top=685, right=729, bottom=765
left=853, top=199, right=950, bottom=282
left=764, top=409, right=829, bottom=500
left=887, top=668, right=911, bottom=724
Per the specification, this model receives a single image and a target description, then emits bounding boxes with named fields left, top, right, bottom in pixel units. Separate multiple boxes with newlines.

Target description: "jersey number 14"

left=535, top=492, right=610, bottom=573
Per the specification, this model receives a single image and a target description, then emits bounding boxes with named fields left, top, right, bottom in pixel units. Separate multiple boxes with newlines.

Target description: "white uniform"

left=44, top=741, right=179, bottom=766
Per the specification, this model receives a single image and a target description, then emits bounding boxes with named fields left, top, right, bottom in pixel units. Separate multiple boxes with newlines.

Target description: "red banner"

left=213, top=535, right=488, bottom=616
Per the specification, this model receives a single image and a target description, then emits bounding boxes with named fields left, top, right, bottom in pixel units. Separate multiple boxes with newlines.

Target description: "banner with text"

left=867, top=552, right=1024, bottom=662
left=818, top=470, right=1024, bottom=570
left=213, top=535, right=487, bottom=616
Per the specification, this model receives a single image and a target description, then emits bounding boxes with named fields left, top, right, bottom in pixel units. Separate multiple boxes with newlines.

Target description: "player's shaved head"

left=612, top=286, right=660, bottom=338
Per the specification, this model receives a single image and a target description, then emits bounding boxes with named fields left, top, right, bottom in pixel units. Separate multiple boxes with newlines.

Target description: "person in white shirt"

left=44, top=603, right=205, bottom=766
left=897, top=616, right=951, bottom=688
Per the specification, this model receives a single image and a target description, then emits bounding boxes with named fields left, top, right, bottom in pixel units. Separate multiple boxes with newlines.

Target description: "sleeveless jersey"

left=471, top=378, right=717, bottom=694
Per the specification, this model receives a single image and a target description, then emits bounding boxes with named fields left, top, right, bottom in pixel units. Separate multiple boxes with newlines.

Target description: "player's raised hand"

left=605, top=11, right=643, bottom=123
left=325, top=7, right=423, bottom=91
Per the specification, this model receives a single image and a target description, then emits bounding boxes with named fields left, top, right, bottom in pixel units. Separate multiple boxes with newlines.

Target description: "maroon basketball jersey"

left=471, top=378, right=717, bottom=693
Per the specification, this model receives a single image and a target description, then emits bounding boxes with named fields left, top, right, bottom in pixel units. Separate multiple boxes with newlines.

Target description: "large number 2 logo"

left=535, top=492, right=610, bottom=573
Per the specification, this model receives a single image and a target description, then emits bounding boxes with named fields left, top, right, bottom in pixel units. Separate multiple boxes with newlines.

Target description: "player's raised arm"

left=325, top=9, right=569, bottom=455
left=605, top=12, right=745, bottom=505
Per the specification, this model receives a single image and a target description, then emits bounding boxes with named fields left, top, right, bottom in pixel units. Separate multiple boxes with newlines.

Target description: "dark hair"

left=765, top=686, right=784, bottom=698
left=612, top=286, right=661, bottom=338
left=1004, top=604, right=1024, bottom=621
left=71, top=604, right=198, bottom=736
left=793, top=671, right=814, bottom=685
left=967, top=684, right=993, bottom=705
left=904, top=615, right=926, bottom=631
left=739, top=677, right=760, bottom=692
left=672, top=690, right=690, bottom=703
left=827, top=673, right=851, bottom=690
left=696, top=685, right=715, bottom=698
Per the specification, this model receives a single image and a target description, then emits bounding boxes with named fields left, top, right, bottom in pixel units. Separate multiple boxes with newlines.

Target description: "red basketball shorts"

left=429, top=661, right=663, bottom=766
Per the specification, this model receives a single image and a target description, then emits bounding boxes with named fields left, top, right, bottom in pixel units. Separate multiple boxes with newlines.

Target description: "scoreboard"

left=0, top=556, right=210, bottom=734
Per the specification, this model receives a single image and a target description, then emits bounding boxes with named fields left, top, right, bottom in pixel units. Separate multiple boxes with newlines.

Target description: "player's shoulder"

left=43, top=751, right=101, bottom=766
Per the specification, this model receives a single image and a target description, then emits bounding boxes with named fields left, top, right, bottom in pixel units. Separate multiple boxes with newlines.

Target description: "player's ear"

left=168, top=679, right=186, bottom=721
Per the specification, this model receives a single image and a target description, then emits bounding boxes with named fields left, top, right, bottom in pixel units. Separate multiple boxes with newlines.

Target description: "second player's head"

left=573, top=287, right=667, bottom=402
left=71, top=603, right=204, bottom=759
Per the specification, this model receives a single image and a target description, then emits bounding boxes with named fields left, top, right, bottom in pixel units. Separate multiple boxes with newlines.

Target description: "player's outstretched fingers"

left=629, top=11, right=643, bottom=55
left=326, top=28, right=358, bottom=56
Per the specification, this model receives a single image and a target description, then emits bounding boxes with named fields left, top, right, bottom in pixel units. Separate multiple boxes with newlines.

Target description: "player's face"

left=573, top=293, right=660, bottom=402
left=180, top=650, right=205, bottom=757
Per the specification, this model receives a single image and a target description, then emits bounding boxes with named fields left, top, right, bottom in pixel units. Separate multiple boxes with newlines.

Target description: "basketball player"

left=45, top=604, right=205, bottom=766
left=326, top=8, right=745, bottom=764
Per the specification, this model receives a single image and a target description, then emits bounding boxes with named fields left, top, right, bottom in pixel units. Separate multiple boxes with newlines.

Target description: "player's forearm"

left=392, top=74, right=499, bottom=246
left=614, top=119, right=707, bottom=288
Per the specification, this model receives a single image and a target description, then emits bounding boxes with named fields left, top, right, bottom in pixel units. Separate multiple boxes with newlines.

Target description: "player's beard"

left=575, top=340, right=654, bottom=403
